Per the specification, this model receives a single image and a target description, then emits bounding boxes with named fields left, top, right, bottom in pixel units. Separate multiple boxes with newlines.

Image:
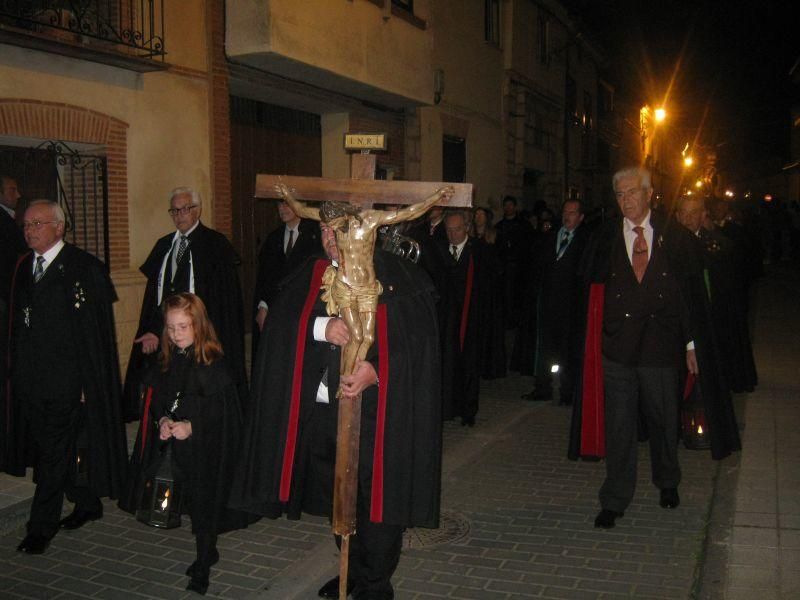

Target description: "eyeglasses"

left=22, top=220, right=58, bottom=230
left=168, top=205, right=198, bottom=217
left=615, top=187, right=645, bottom=200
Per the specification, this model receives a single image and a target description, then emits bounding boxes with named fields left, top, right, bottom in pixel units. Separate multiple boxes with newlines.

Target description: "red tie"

left=632, top=226, right=648, bottom=282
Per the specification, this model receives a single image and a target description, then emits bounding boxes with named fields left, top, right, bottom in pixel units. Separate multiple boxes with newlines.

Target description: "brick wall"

left=0, top=99, right=130, bottom=270
left=207, top=0, right=232, bottom=237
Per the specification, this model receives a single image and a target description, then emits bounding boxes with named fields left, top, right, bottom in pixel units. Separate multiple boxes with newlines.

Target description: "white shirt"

left=450, top=238, right=468, bottom=261
left=1, top=204, right=14, bottom=219
left=623, top=211, right=653, bottom=264
left=284, top=224, right=299, bottom=253
left=157, top=221, right=200, bottom=305
left=33, top=240, right=65, bottom=276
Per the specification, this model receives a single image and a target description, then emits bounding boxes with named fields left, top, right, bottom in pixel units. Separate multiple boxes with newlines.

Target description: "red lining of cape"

left=139, top=387, right=154, bottom=460
left=370, top=303, right=389, bottom=522
left=580, top=283, right=606, bottom=457
left=280, top=259, right=329, bottom=502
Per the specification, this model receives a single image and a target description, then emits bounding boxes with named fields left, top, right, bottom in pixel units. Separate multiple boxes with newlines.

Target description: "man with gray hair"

left=569, top=167, right=710, bottom=529
left=431, top=209, right=498, bottom=426
left=123, top=187, right=246, bottom=417
left=4, top=200, right=126, bottom=554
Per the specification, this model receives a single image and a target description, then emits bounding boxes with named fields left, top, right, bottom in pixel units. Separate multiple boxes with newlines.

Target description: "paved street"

left=1, top=265, right=797, bottom=599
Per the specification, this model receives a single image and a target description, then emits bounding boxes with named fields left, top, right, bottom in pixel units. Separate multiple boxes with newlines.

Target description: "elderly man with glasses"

left=4, top=200, right=127, bottom=554
left=122, top=187, right=246, bottom=419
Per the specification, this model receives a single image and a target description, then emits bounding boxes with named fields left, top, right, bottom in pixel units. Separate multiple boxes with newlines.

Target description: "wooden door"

left=229, top=97, right=322, bottom=330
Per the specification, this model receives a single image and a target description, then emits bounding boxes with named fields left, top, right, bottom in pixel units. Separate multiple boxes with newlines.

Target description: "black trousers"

left=599, top=359, right=682, bottom=512
left=337, top=500, right=403, bottom=599
left=24, top=395, right=101, bottom=538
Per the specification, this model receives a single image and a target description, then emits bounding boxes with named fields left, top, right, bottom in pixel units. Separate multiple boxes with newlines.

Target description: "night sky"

left=561, top=0, right=799, bottom=178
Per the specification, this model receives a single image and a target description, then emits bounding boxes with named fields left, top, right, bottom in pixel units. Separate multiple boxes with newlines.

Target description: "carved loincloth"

left=320, top=265, right=383, bottom=316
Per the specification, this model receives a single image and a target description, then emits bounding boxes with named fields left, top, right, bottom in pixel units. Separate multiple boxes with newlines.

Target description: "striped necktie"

left=33, top=255, right=45, bottom=283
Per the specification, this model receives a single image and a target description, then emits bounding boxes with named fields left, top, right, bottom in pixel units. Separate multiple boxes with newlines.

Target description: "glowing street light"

left=695, top=180, right=703, bottom=189
left=683, top=156, right=694, bottom=168
left=724, top=190, right=734, bottom=198
left=654, top=107, right=666, bottom=122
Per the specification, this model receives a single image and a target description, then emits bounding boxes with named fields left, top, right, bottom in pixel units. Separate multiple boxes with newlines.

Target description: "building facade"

left=1, top=0, right=621, bottom=362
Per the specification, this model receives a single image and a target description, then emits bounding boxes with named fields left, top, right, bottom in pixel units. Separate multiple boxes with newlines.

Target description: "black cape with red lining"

left=568, top=216, right=741, bottom=462
left=229, top=251, right=442, bottom=529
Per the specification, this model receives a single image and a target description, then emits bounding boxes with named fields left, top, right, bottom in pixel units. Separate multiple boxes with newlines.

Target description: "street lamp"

left=695, top=180, right=703, bottom=189
left=640, top=105, right=666, bottom=167
left=683, top=156, right=694, bottom=168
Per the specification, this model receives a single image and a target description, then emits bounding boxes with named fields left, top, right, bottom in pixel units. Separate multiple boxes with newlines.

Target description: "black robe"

left=0, top=209, right=26, bottom=387
left=119, top=354, right=252, bottom=534
left=568, top=216, right=741, bottom=461
left=251, top=219, right=319, bottom=357
left=511, top=226, right=588, bottom=378
left=697, top=228, right=758, bottom=393
left=2, top=244, right=128, bottom=497
left=429, top=238, right=494, bottom=422
left=474, top=239, right=506, bottom=379
left=230, top=251, right=442, bottom=529
left=123, top=222, right=246, bottom=420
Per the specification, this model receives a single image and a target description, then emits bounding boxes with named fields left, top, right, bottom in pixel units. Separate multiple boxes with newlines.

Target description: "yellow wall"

left=321, top=113, right=352, bottom=179
left=227, top=0, right=434, bottom=105
left=418, top=0, right=506, bottom=211
left=0, top=2, right=212, bottom=370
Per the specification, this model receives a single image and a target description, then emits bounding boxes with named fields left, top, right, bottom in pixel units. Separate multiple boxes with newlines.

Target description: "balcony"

left=226, top=0, right=433, bottom=110
left=0, top=1, right=166, bottom=72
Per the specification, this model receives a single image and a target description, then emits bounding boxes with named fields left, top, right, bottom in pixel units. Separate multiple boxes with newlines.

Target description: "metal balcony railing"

left=0, top=0, right=165, bottom=60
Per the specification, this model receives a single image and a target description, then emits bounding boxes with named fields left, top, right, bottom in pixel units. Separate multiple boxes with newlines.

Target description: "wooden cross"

left=255, top=151, right=471, bottom=597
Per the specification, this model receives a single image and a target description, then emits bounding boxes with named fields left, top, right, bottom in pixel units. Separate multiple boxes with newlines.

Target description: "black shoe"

left=59, top=507, right=103, bottom=530
left=660, top=488, right=680, bottom=509
left=319, top=576, right=355, bottom=599
left=460, top=416, right=475, bottom=427
left=186, top=549, right=220, bottom=576
left=521, top=388, right=552, bottom=401
left=17, top=534, right=50, bottom=554
left=594, top=509, right=624, bottom=529
left=186, top=569, right=209, bottom=595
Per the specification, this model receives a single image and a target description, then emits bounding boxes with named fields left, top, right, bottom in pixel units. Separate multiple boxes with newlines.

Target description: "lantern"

left=136, top=444, right=183, bottom=529
left=681, top=374, right=710, bottom=450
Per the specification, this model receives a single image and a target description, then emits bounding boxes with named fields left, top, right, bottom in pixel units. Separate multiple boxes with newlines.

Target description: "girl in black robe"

left=120, top=293, right=250, bottom=595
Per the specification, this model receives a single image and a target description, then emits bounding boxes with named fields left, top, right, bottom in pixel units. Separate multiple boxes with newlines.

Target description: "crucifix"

left=255, top=137, right=471, bottom=597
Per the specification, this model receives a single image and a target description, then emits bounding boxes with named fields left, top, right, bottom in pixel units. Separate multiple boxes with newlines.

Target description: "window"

left=533, top=114, right=544, bottom=149
left=598, top=83, right=614, bottom=119
left=566, top=76, right=578, bottom=124
left=538, top=15, right=549, bottom=65
left=485, top=0, right=501, bottom=47
left=443, top=136, right=466, bottom=183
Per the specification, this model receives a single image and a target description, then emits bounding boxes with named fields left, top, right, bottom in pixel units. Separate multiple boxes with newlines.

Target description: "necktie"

left=175, top=235, right=188, bottom=265
left=33, top=256, right=45, bottom=283
left=557, top=231, right=571, bottom=256
left=632, top=226, right=648, bottom=282
left=451, top=244, right=458, bottom=260
left=286, top=229, right=295, bottom=255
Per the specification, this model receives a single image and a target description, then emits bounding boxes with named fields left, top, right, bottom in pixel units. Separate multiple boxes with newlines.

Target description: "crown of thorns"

left=320, top=201, right=363, bottom=225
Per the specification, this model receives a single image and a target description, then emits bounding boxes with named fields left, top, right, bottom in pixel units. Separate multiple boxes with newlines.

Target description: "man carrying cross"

left=277, top=182, right=453, bottom=384
left=231, top=184, right=452, bottom=599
